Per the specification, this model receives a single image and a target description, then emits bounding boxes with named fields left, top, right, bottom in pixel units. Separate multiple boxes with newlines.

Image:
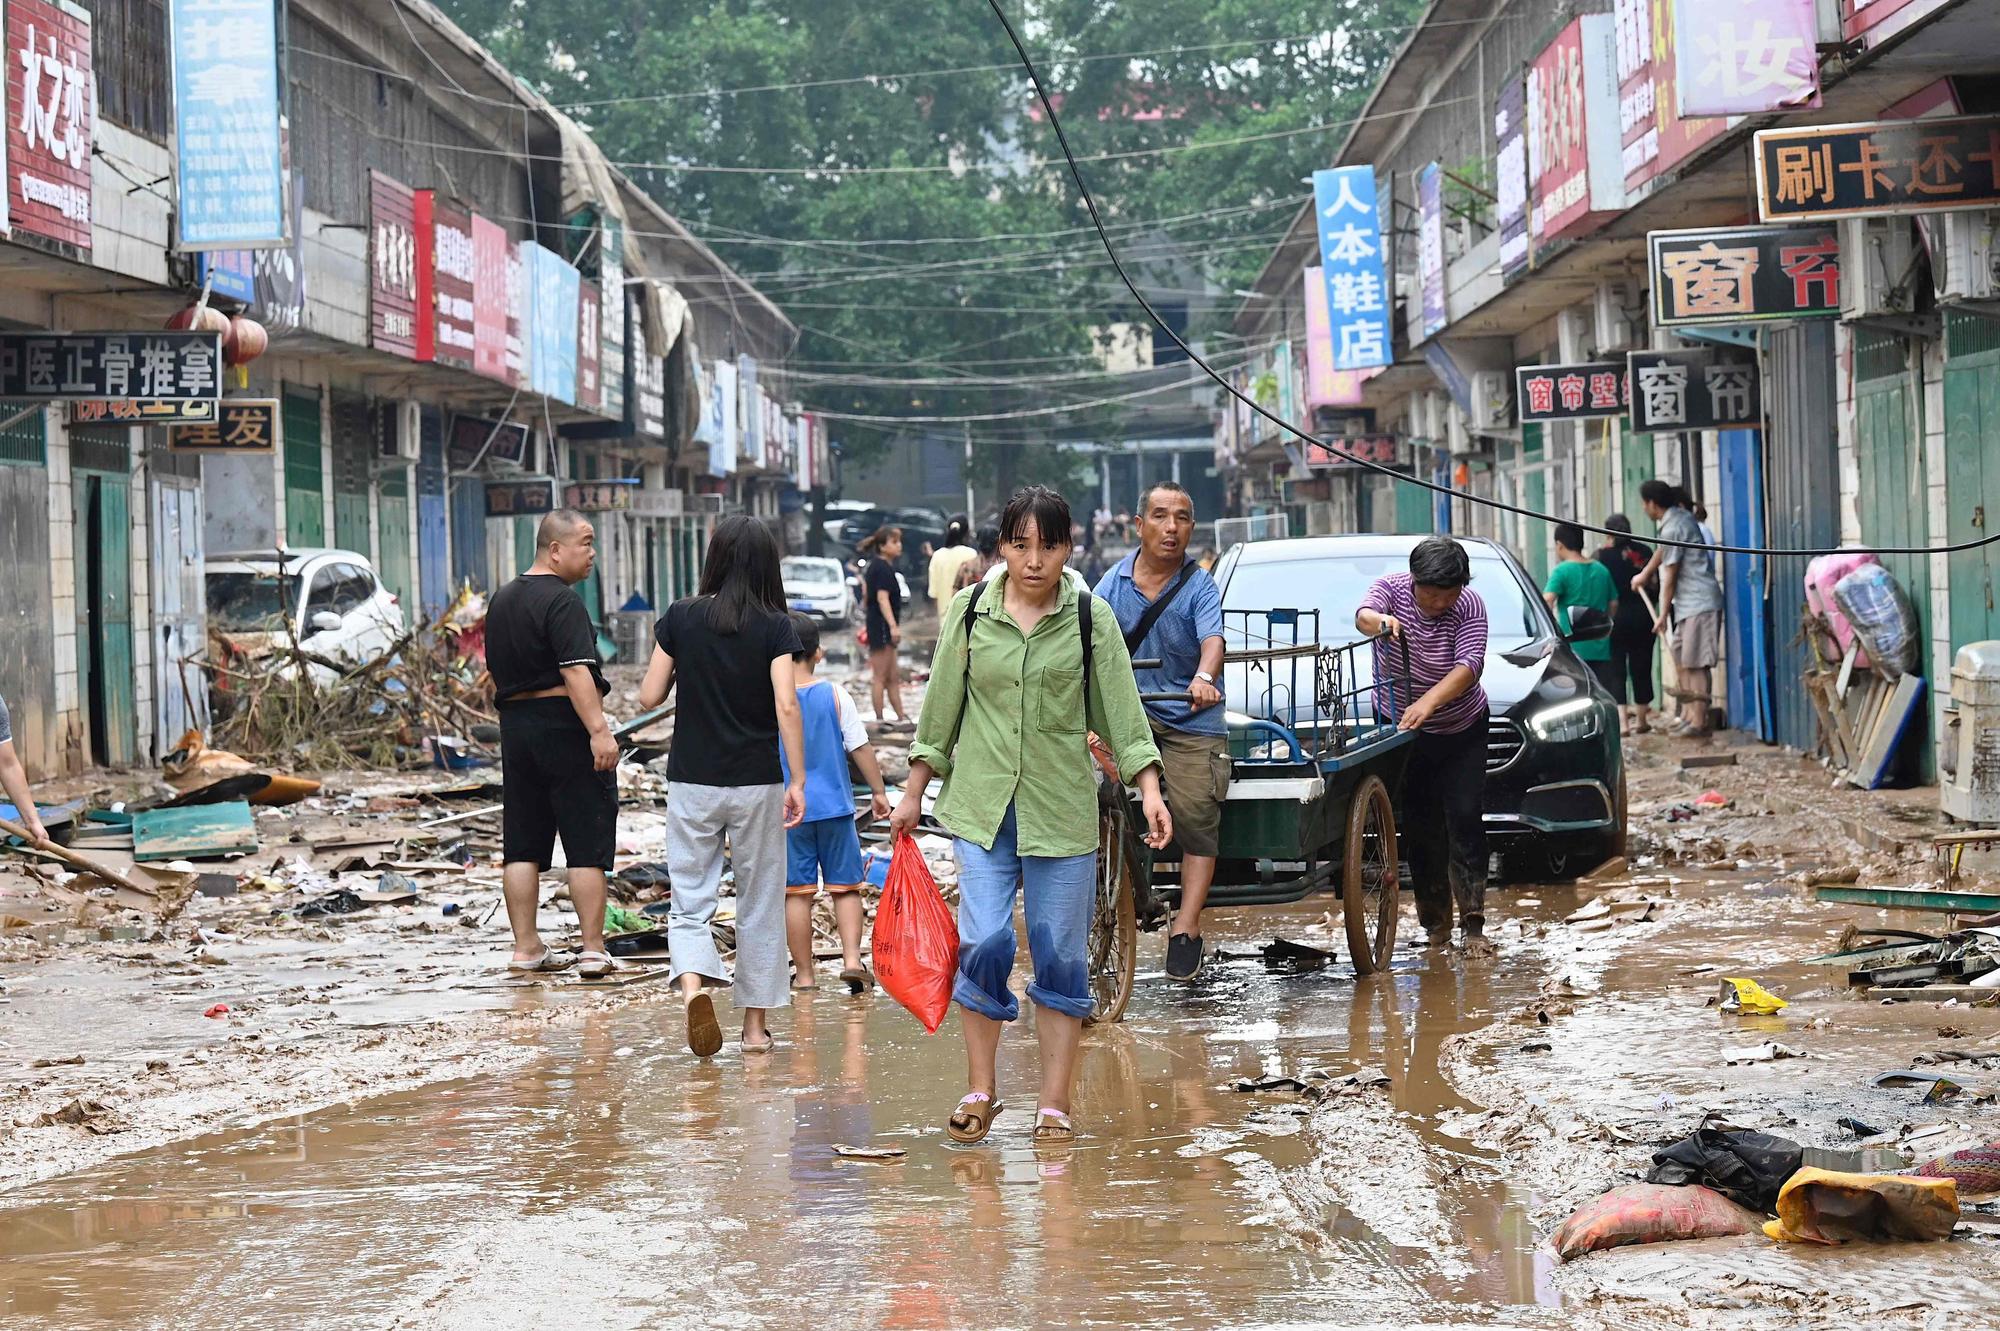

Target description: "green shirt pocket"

left=1035, top=666, right=1086, bottom=734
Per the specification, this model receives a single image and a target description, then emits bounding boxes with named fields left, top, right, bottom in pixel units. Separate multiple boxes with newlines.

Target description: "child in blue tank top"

left=781, top=613, right=891, bottom=993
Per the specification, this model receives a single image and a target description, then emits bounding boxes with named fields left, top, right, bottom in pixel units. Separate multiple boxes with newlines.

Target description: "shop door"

left=70, top=430, right=136, bottom=767
left=1520, top=425, right=1547, bottom=585
left=329, top=392, right=373, bottom=556
left=1944, top=310, right=2000, bottom=653
left=1856, top=330, right=1932, bottom=779
left=449, top=477, right=487, bottom=593
left=377, top=468, right=412, bottom=611
left=514, top=514, right=537, bottom=574
left=1717, top=430, right=1772, bottom=742
left=282, top=387, right=325, bottom=546
left=151, top=475, right=208, bottom=752
left=417, top=411, right=449, bottom=618
left=0, top=415, right=52, bottom=773
left=1764, top=321, right=1841, bottom=753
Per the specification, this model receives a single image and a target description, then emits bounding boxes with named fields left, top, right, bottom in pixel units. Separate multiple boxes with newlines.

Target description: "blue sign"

left=196, top=249, right=255, bottom=304
left=170, top=0, right=286, bottom=249
left=528, top=245, right=580, bottom=405
left=1311, top=167, right=1392, bottom=371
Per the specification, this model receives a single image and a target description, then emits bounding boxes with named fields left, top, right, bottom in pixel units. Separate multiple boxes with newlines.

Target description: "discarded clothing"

left=1717, top=977, right=1788, bottom=1014
left=1910, top=1142, right=2000, bottom=1198
left=1550, top=1183, right=1764, bottom=1262
left=1764, top=1168, right=1958, bottom=1244
left=1645, top=1128, right=1803, bottom=1213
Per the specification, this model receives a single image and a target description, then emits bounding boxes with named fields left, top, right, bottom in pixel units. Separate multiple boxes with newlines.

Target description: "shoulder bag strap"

left=1121, top=561, right=1199, bottom=656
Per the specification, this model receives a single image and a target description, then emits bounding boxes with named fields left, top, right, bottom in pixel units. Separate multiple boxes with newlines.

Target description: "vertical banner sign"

left=411, top=189, right=437, bottom=362
left=1676, top=0, right=1821, bottom=116
left=712, top=358, right=739, bottom=474
left=1495, top=73, right=1530, bottom=279
left=504, top=240, right=528, bottom=388
left=431, top=202, right=476, bottom=371
left=528, top=245, right=580, bottom=405
left=598, top=218, right=625, bottom=422
left=739, top=356, right=761, bottom=462
left=627, top=296, right=665, bottom=440
left=470, top=214, right=508, bottom=381
left=169, top=0, right=285, bottom=249
left=1617, top=0, right=1729, bottom=195
left=1844, top=0, right=1955, bottom=43
left=1311, top=167, right=1391, bottom=370
left=9, top=0, right=92, bottom=249
left=1649, top=224, right=1842, bottom=325
left=1528, top=15, right=1625, bottom=245
left=1416, top=162, right=1447, bottom=340
left=1301, top=268, right=1369, bottom=408
left=252, top=171, right=305, bottom=333
left=369, top=172, right=418, bottom=358
left=575, top=280, right=601, bottom=413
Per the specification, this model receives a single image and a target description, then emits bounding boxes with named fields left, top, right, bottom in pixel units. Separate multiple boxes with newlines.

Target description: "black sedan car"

left=1213, top=534, right=1625, bottom=879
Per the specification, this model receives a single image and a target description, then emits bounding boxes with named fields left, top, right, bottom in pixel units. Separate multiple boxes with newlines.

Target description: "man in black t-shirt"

left=488, top=509, right=619, bottom=978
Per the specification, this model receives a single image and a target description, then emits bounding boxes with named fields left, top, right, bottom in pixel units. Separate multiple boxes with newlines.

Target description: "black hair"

left=1553, top=522, right=1585, bottom=553
left=998, top=485, right=1072, bottom=548
left=1639, top=479, right=1678, bottom=509
left=1408, top=535, right=1471, bottom=589
left=1604, top=513, right=1634, bottom=549
left=858, top=525, right=902, bottom=556
left=788, top=611, right=820, bottom=662
left=695, top=514, right=785, bottom=635
left=535, top=508, right=590, bottom=551
left=1139, top=480, right=1192, bottom=513
left=945, top=515, right=970, bottom=547
left=973, top=524, right=1001, bottom=558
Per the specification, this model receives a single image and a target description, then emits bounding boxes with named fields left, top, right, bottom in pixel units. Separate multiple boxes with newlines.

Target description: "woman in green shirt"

left=889, top=486, right=1171, bottom=1146
left=1544, top=521, right=1619, bottom=695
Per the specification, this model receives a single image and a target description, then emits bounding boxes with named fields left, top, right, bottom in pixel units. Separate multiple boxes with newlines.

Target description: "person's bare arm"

left=876, top=587, right=900, bottom=641
left=1356, top=607, right=1402, bottom=638
left=771, top=656, right=806, bottom=827
left=1655, top=565, right=1679, bottom=635
left=1189, top=635, right=1225, bottom=711
left=1634, top=545, right=1665, bottom=589
left=850, top=743, right=891, bottom=821
left=637, top=644, right=675, bottom=708
left=1397, top=664, right=1478, bottom=732
left=562, top=666, right=619, bottom=771
left=0, top=741, right=46, bottom=844
left=888, top=758, right=935, bottom=838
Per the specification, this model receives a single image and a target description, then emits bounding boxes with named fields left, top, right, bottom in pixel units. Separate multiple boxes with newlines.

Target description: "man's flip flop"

left=507, top=948, right=575, bottom=973
left=946, top=1094, right=1003, bottom=1144
left=685, top=992, right=723, bottom=1058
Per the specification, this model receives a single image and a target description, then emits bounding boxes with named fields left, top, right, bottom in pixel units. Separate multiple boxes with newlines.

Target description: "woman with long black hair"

left=858, top=526, right=907, bottom=722
left=640, top=516, right=807, bottom=1058
left=1597, top=514, right=1656, bottom=736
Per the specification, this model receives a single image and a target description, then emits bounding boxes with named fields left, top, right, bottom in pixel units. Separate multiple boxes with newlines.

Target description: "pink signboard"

left=1676, top=0, right=1820, bottom=117
left=470, top=214, right=509, bottom=382
left=1302, top=266, right=1374, bottom=409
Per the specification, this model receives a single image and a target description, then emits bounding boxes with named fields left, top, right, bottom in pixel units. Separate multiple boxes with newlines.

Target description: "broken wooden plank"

left=1678, top=752, right=1737, bottom=770
left=1815, top=884, right=2000, bottom=914
left=1866, top=984, right=2000, bottom=1003
left=130, top=802, right=259, bottom=862
left=1848, top=674, right=1926, bottom=791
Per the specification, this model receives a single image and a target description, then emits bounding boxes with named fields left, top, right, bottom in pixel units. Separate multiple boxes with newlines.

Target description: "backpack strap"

left=1079, top=588, right=1094, bottom=726
left=952, top=580, right=1096, bottom=749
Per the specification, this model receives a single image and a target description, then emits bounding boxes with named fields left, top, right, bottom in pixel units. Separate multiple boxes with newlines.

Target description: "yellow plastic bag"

left=1719, top=977, right=1788, bottom=1014
left=1763, top=1168, right=1958, bottom=1244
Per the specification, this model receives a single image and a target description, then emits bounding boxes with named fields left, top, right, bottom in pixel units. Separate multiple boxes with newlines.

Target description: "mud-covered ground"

left=6, top=679, right=2000, bottom=1326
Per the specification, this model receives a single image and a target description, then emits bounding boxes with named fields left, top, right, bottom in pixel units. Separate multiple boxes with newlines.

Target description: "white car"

left=207, top=548, right=406, bottom=678
left=782, top=555, right=854, bottom=627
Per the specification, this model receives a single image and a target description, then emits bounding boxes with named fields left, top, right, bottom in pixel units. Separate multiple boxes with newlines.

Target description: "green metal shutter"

left=376, top=466, right=412, bottom=610
left=282, top=387, right=324, bottom=545
left=1855, top=329, right=1931, bottom=780
left=329, top=392, right=373, bottom=556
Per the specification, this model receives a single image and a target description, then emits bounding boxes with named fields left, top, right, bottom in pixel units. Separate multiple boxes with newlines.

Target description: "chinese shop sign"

left=504, top=240, right=528, bottom=388
left=483, top=478, right=556, bottom=518
left=370, top=172, right=420, bottom=358
left=528, top=245, right=580, bottom=405
left=432, top=201, right=476, bottom=371
left=71, top=397, right=214, bottom=424
left=9, top=0, right=93, bottom=249
left=169, top=398, right=279, bottom=453
left=1616, top=0, right=1731, bottom=195
left=1416, top=162, right=1447, bottom=340
left=1675, top=0, right=1821, bottom=117
left=1649, top=224, right=1841, bottom=326
left=598, top=218, right=626, bottom=422
left=1756, top=115, right=2000, bottom=221
left=1310, top=166, right=1391, bottom=370
left=1516, top=362, right=1629, bottom=423
left=630, top=297, right=666, bottom=441
left=1495, top=73, right=1530, bottom=279
left=563, top=481, right=632, bottom=512
left=1303, top=434, right=1402, bottom=469
left=1627, top=349, right=1762, bottom=431
left=1528, top=15, right=1624, bottom=244
left=0, top=332, right=221, bottom=400
left=576, top=280, right=601, bottom=413
left=1301, top=267, right=1373, bottom=408
left=169, top=0, right=285, bottom=249
left=446, top=413, right=531, bottom=469
left=1843, top=0, right=1954, bottom=43
left=470, top=214, right=509, bottom=381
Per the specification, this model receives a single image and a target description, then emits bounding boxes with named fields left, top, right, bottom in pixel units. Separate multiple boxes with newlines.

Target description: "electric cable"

left=982, top=0, right=1997, bottom=560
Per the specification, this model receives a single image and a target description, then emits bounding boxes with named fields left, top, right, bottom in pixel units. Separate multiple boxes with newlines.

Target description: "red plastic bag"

left=871, top=834, right=959, bottom=1033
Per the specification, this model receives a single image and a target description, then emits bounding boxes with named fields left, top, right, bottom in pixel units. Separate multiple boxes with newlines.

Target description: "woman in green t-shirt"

left=1544, top=522, right=1618, bottom=697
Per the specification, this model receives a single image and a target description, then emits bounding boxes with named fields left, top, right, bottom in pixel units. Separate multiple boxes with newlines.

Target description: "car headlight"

left=1527, top=697, right=1601, bottom=742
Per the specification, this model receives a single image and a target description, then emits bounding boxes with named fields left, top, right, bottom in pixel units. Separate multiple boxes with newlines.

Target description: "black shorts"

left=498, top=698, right=617, bottom=870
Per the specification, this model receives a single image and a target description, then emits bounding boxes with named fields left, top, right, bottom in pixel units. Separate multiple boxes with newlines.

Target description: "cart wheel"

left=1087, top=808, right=1139, bottom=1024
left=1342, top=773, right=1400, bottom=975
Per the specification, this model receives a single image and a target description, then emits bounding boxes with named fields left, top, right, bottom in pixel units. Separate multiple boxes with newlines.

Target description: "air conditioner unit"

left=1841, top=217, right=1918, bottom=320
left=376, top=401, right=420, bottom=464
left=1939, top=210, right=2000, bottom=304
left=1593, top=281, right=1636, bottom=353
left=1468, top=371, right=1513, bottom=432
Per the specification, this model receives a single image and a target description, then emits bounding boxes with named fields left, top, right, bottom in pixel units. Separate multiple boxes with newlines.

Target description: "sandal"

left=685, top=991, right=723, bottom=1059
left=839, top=966, right=875, bottom=994
left=507, top=947, right=575, bottom=973
left=1032, top=1108, right=1077, bottom=1144
left=576, top=950, right=616, bottom=979
left=791, top=978, right=818, bottom=992
left=946, top=1093, right=1004, bottom=1144
left=741, top=1034, right=776, bottom=1054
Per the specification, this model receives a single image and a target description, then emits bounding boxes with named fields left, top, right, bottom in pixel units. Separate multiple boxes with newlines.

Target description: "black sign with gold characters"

left=169, top=399, right=281, bottom=453
left=71, top=398, right=216, bottom=424
left=1755, top=115, right=2000, bottom=222
left=484, top=478, right=557, bottom=518
left=1626, top=349, right=1762, bottom=433
left=1649, top=225, right=1841, bottom=327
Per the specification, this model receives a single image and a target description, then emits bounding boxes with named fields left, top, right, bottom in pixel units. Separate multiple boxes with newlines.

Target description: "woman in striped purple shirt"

left=1355, top=537, right=1493, bottom=958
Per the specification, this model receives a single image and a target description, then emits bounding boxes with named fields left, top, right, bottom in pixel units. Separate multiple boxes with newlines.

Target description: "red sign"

left=7, top=0, right=93, bottom=250
left=432, top=201, right=475, bottom=372
left=369, top=171, right=418, bottom=358
left=412, top=189, right=437, bottom=362
left=576, top=280, right=601, bottom=413
left=1619, top=0, right=1729, bottom=194
left=504, top=240, right=527, bottom=388
left=1844, top=0, right=1951, bottom=42
left=470, top=213, right=508, bottom=381
left=1529, top=16, right=1622, bottom=245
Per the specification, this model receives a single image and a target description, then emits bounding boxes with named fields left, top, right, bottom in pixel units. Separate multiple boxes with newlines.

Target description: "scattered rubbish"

left=292, top=885, right=418, bottom=918
left=604, top=904, right=651, bottom=934
left=160, top=772, right=321, bottom=809
left=1581, top=857, right=1628, bottom=882
left=32, top=1099, right=114, bottom=1132
left=1550, top=1183, right=1765, bottom=1262
left=1873, top=1070, right=1965, bottom=1101
left=1836, top=1116, right=1884, bottom=1138
left=202, top=1003, right=230, bottom=1018
left=615, top=861, right=672, bottom=889
left=1314, top=1067, right=1391, bottom=1097
left=1260, top=938, right=1339, bottom=970
left=30, top=1054, right=84, bottom=1068
left=1764, top=1169, right=1957, bottom=1244
left=1234, top=1074, right=1309, bottom=1093
left=1645, top=1128, right=1804, bottom=1213
left=1566, top=893, right=1665, bottom=929
left=1519, top=1040, right=1553, bottom=1054
left=1803, top=864, right=1861, bottom=887
left=1679, top=752, right=1737, bottom=770
left=441, top=902, right=461, bottom=917
left=1718, top=977, right=1788, bottom=1014
left=193, top=872, right=238, bottom=898
left=832, top=1144, right=906, bottom=1161
left=1909, top=1142, right=2000, bottom=1198
left=1693, top=790, right=1732, bottom=808
left=1726, top=1042, right=1805, bottom=1065
left=131, top=802, right=258, bottom=862
left=604, top=927, right=671, bottom=957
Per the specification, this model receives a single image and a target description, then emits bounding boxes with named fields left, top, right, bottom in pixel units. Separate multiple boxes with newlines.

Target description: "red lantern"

left=166, top=303, right=230, bottom=334
left=224, top=315, right=268, bottom=367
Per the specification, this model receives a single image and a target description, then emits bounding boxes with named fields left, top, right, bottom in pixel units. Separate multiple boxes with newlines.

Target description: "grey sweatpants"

left=666, top=781, right=789, bottom=1011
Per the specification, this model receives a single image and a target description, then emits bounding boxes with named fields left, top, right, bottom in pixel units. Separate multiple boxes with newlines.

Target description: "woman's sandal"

left=685, top=992, right=723, bottom=1059
left=946, top=1093, right=1004, bottom=1144
left=741, top=1034, right=776, bottom=1054
left=1031, top=1108, right=1077, bottom=1144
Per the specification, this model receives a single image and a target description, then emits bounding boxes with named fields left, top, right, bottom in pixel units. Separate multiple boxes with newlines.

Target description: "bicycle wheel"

left=1087, top=807, right=1139, bottom=1024
left=1341, top=773, right=1400, bottom=975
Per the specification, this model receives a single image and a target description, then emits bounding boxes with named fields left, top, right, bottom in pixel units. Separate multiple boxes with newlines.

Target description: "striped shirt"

left=1361, top=573, right=1489, bottom=735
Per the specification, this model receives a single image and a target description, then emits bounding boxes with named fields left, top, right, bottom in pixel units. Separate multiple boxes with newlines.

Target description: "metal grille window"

left=1854, top=329, right=1907, bottom=383
left=0, top=407, right=47, bottom=465
left=69, top=427, right=131, bottom=475
left=1948, top=309, right=2000, bottom=359
left=83, top=0, right=170, bottom=140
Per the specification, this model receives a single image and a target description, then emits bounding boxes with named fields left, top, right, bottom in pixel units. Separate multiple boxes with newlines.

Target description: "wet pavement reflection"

left=0, top=904, right=1569, bottom=1330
